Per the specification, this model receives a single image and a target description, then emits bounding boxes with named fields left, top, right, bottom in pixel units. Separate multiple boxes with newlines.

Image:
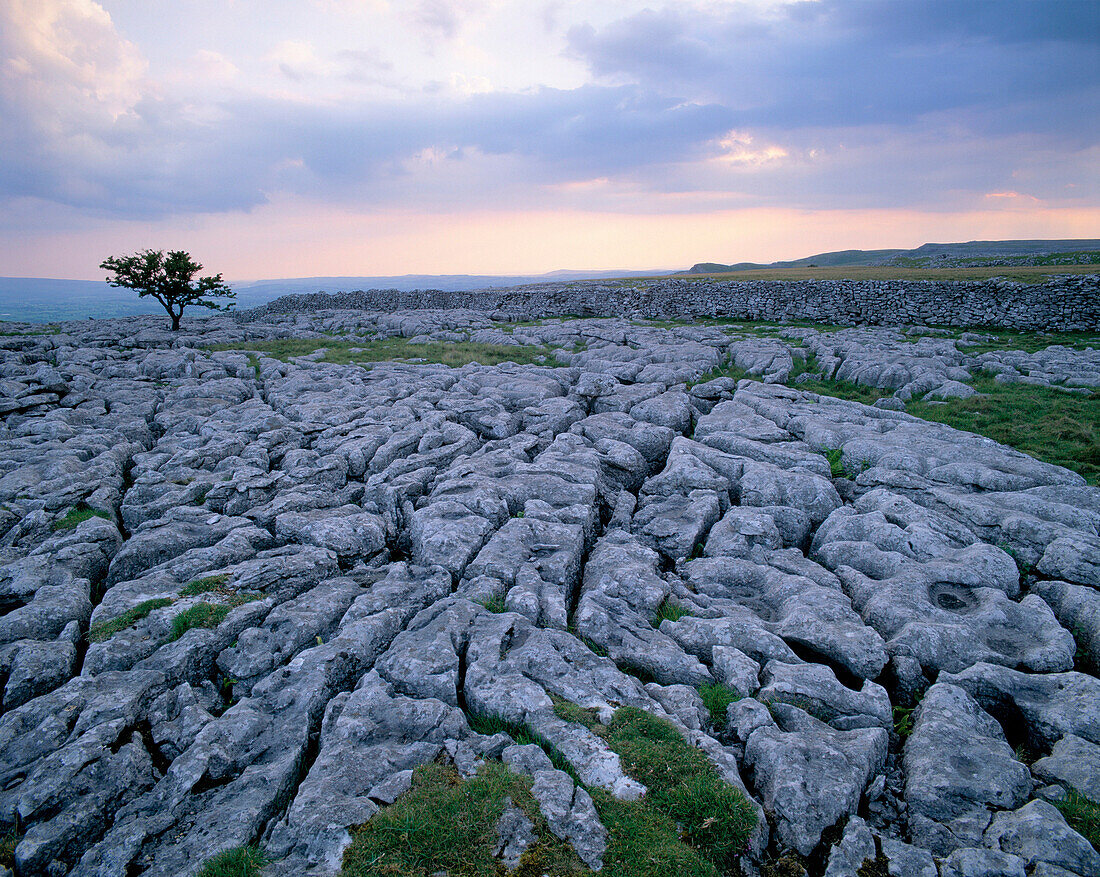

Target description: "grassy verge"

left=170, top=593, right=258, bottom=641
left=209, top=337, right=557, bottom=367
left=180, top=573, right=233, bottom=597
left=651, top=598, right=689, bottom=628
left=711, top=318, right=851, bottom=334
left=907, top=373, right=1100, bottom=484
left=1054, top=789, right=1100, bottom=852
left=343, top=705, right=755, bottom=877
left=554, top=703, right=756, bottom=875
left=341, top=761, right=588, bottom=877
left=958, top=328, right=1100, bottom=354
left=196, top=845, right=267, bottom=877
left=0, top=826, right=17, bottom=869
left=698, top=683, right=741, bottom=729
left=796, top=368, right=1098, bottom=484
left=687, top=362, right=755, bottom=387
left=88, top=597, right=173, bottom=643
left=793, top=376, right=895, bottom=405
left=53, top=504, right=111, bottom=531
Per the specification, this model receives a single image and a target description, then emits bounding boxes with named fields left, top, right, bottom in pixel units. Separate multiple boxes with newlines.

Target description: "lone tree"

left=100, top=249, right=235, bottom=331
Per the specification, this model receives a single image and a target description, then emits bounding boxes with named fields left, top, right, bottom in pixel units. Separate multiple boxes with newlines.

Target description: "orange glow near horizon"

left=7, top=202, right=1100, bottom=281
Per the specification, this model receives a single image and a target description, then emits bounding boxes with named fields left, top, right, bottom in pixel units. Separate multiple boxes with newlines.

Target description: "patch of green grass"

left=760, top=851, right=807, bottom=877
left=558, top=703, right=756, bottom=873
left=959, top=329, right=1100, bottom=354
left=788, top=350, right=820, bottom=381
left=347, top=703, right=755, bottom=877
left=700, top=317, right=849, bottom=334
left=601, top=707, right=756, bottom=871
left=88, top=597, right=174, bottom=643
left=821, top=447, right=846, bottom=477
left=796, top=376, right=895, bottom=405
left=210, top=336, right=557, bottom=368
left=196, top=845, right=268, bottom=877
left=1055, top=789, right=1100, bottom=852
left=170, top=602, right=233, bottom=640
left=180, top=573, right=232, bottom=597
left=53, top=503, right=111, bottom=531
left=651, top=598, right=689, bottom=628
left=632, top=318, right=695, bottom=329
left=592, top=789, right=719, bottom=877
left=466, top=712, right=578, bottom=779
left=698, top=683, right=741, bottom=729
left=553, top=699, right=602, bottom=726
left=479, top=594, right=508, bottom=614
left=906, top=372, right=1100, bottom=484
left=687, top=360, right=756, bottom=388
left=342, top=761, right=589, bottom=877
left=893, top=704, right=916, bottom=741
left=0, top=826, right=18, bottom=869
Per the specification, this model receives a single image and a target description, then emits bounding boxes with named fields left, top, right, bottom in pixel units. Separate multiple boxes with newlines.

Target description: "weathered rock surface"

left=0, top=310, right=1096, bottom=875
left=903, top=682, right=1032, bottom=855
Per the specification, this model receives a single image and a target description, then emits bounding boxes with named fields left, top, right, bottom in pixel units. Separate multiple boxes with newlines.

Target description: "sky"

left=1, top=0, right=1098, bottom=280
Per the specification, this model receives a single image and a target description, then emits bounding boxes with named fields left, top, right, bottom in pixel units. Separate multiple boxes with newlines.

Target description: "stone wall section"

left=242, top=274, right=1100, bottom=331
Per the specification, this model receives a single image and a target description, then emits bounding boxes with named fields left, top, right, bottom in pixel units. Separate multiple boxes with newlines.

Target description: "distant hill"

left=0, top=268, right=665, bottom=323
left=687, top=239, right=1100, bottom=273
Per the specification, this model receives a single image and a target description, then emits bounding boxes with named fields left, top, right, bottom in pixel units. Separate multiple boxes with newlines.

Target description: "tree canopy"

left=100, top=249, right=235, bottom=331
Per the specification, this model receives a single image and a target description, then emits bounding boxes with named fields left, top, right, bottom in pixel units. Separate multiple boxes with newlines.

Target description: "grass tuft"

left=0, top=826, right=17, bottom=869
left=821, top=447, right=846, bottom=477
left=601, top=707, right=756, bottom=871
left=552, top=700, right=601, bottom=727
left=53, top=503, right=111, bottom=531
left=171, top=602, right=231, bottom=640
left=1055, top=789, right=1100, bottom=852
left=760, top=851, right=807, bottom=877
left=687, top=361, right=754, bottom=388
left=651, top=598, right=689, bottom=628
left=698, top=683, right=741, bottom=729
left=342, top=761, right=589, bottom=877
left=479, top=594, right=508, bottom=614
left=857, top=849, right=891, bottom=877
left=466, top=712, right=578, bottom=779
left=787, top=351, right=820, bottom=381
left=555, top=702, right=756, bottom=873
left=196, top=845, right=267, bottom=877
left=88, top=597, right=173, bottom=643
left=180, top=573, right=232, bottom=597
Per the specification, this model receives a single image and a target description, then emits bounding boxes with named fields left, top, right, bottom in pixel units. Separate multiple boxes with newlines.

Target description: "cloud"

left=0, top=0, right=1096, bottom=224
left=408, top=0, right=486, bottom=39
left=565, top=1, right=1100, bottom=136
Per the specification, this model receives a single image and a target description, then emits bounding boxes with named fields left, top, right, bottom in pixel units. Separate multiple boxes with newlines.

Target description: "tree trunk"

left=170, top=311, right=181, bottom=331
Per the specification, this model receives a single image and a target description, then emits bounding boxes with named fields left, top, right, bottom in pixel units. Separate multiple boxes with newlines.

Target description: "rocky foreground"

left=1, top=310, right=1099, bottom=877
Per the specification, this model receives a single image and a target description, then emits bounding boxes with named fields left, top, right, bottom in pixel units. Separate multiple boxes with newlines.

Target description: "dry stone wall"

left=243, top=274, right=1100, bottom=331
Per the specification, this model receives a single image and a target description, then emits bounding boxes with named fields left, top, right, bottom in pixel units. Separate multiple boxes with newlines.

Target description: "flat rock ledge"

left=0, top=309, right=1098, bottom=877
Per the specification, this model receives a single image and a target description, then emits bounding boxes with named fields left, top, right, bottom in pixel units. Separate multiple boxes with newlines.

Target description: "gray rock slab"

left=903, top=683, right=1032, bottom=855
